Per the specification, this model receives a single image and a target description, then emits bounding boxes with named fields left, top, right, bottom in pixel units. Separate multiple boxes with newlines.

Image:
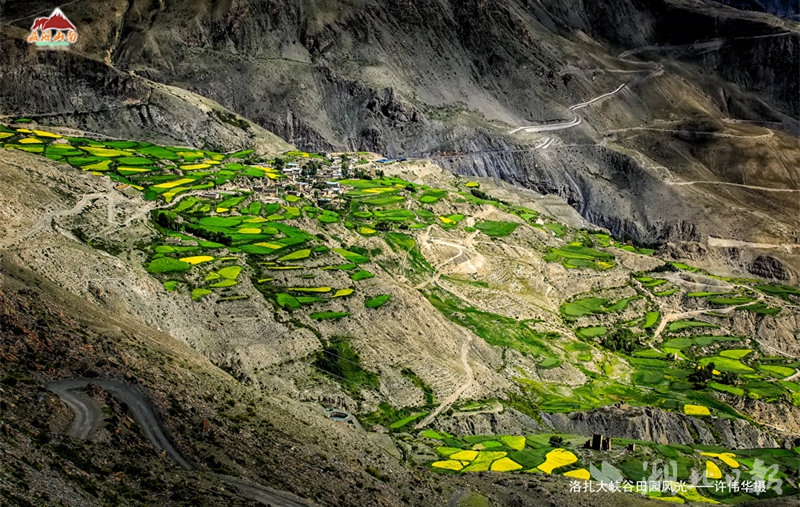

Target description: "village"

left=193, top=152, right=401, bottom=208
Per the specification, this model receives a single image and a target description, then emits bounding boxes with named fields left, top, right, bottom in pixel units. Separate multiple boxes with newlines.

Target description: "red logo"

left=28, top=8, right=78, bottom=48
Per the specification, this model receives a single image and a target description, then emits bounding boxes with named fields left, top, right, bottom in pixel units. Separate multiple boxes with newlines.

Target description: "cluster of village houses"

left=196, top=152, right=400, bottom=206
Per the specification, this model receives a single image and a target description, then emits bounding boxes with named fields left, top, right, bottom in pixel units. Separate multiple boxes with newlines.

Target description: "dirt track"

left=49, top=378, right=316, bottom=507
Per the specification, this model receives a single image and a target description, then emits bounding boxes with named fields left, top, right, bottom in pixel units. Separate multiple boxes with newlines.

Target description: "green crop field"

left=278, top=249, right=311, bottom=261
left=276, top=293, right=300, bottom=309
left=662, top=338, right=693, bottom=350
left=643, top=311, right=660, bottom=329
left=561, top=297, right=608, bottom=317
left=707, top=295, right=756, bottom=305
left=147, top=257, right=192, bottom=274
left=668, top=320, right=717, bottom=332
left=719, top=349, right=752, bottom=359
left=545, top=244, right=615, bottom=270
left=333, top=248, right=369, bottom=264
left=365, top=294, right=392, bottom=308
left=698, top=356, right=755, bottom=374
left=759, top=365, right=795, bottom=378
left=351, top=270, right=374, bottom=281
left=576, top=326, right=607, bottom=338
left=474, top=220, right=519, bottom=237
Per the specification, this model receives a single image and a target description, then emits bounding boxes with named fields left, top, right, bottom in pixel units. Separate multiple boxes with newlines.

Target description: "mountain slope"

left=2, top=0, right=798, bottom=255
left=1, top=122, right=799, bottom=504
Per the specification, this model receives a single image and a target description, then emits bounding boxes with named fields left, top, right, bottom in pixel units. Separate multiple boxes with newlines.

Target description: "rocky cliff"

left=2, top=1, right=798, bottom=250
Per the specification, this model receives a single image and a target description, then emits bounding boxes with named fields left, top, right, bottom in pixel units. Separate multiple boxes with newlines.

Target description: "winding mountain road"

left=48, top=379, right=192, bottom=469
left=509, top=83, right=630, bottom=134
left=708, top=236, right=798, bottom=253
left=48, top=378, right=316, bottom=507
left=669, top=181, right=799, bottom=193
left=48, top=380, right=104, bottom=440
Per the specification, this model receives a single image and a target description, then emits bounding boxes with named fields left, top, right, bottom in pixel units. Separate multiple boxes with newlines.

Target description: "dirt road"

left=414, top=333, right=475, bottom=430
left=49, top=378, right=316, bottom=506
left=48, top=378, right=192, bottom=469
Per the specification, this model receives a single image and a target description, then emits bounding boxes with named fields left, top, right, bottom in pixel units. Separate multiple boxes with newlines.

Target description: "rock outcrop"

left=542, top=405, right=778, bottom=449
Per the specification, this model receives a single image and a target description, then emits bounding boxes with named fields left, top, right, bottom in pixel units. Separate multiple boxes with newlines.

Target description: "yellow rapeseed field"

left=563, top=468, right=591, bottom=480
left=537, top=449, right=578, bottom=474
left=684, top=404, right=711, bottom=416
left=705, top=461, right=723, bottom=480
left=432, top=460, right=464, bottom=471
left=83, top=160, right=112, bottom=171
left=491, top=457, right=523, bottom=472
left=700, top=452, right=739, bottom=468
left=81, top=146, right=130, bottom=157
left=254, top=242, right=284, bottom=249
left=450, top=450, right=479, bottom=461
left=33, top=130, right=61, bottom=138
left=153, top=178, right=195, bottom=189
left=179, top=256, right=214, bottom=265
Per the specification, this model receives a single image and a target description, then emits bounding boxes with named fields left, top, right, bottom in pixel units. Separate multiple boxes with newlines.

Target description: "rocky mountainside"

left=715, top=0, right=800, bottom=20
left=1, top=1, right=799, bottom=505
left=1, top=119, right=799, bottom=505
left=2, top=0, right=798, bottom=269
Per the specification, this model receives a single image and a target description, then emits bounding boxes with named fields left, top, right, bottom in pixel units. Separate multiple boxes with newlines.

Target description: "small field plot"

left=683, top=404, right=711, bottom=416
left=662, top=338, right=693, bottom=351
left=755, top=284, right=800, bottom=301
left=698, top=356, right=755, bottom=374
left=668, top=320, right=717, bottom=333
left=334, top=248, right=369, bottom=264
left=365, top=294, right=392, bottom=308
left=643, top=311, right=660, bottom=329
left=759, top=365, right=795, bottom=378
left=475, top=220, right=519, bottom=237
left=561, top=297, right=608, bottom=318
left=576, top=326, right=606, bottom=338
left=279, top=249, right=311, bottom=261
left=147, top=257, right=192, bottom=273
left=545, top=244, right=615, bottom=270
left=719, top=349, right=752, bottom=359
left=351, top=270, right=374, bottom=281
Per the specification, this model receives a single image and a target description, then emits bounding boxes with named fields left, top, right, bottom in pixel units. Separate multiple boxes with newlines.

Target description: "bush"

left=601, top=328, right=640, bottom=353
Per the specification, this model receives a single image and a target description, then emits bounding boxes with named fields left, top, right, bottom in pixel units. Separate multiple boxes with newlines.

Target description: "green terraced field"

left=147, top=257, right=192, bottom=274
left=545, top=244, right=615, bottom=270
left=365, top=294, right=392, bottom=308
left=351, top=270, right=374, bottom=281
left=719, top=348, right=752, bottom=359
left=474, top=220, right=519, bottom=237
left=576, top=326, right=607, bottom=338
left=668, top=320, right=717, bottom=332
left=333, top=248, right=369, bottom=264
left=698, top=356, right=755, bottom=374
left=561, top=297, right=608, bottom=317
left=7, top=126, right=800, bottom=489
left=643, top=311, right=660, bottom=329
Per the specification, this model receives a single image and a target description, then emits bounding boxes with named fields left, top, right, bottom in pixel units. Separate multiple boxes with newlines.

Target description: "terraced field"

left=422, top=431, right=799, bottom=503
left=5, top=123, right=800, bottom=505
